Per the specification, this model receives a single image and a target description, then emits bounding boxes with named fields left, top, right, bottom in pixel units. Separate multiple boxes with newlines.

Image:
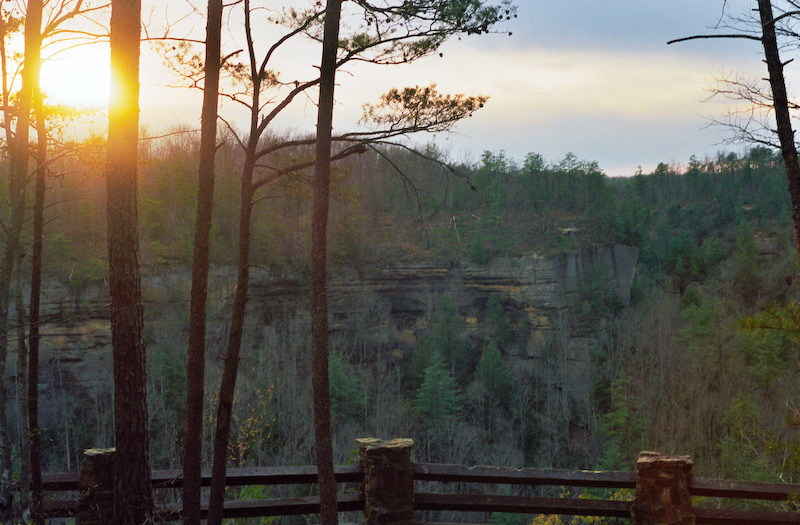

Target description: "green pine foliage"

left=598, top=376, right=647, bottom=470
left=329, top=351, right=364, bottom=423
left=415, top=350, right=461, bottom=425
left=485, top=294, right=514, bottom=346
left=475, top=342, right=514, bottom=409
left=733, top=223, right=761, bottom=306
left=410, top=293, right=474, bottom=386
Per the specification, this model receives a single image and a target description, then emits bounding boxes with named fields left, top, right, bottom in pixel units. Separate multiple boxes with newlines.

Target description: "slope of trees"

left=669, top=0, right=800, bottom=266
left=5, top=136, right=796, bottom=464
left=2, top=131, right=800, bottom=525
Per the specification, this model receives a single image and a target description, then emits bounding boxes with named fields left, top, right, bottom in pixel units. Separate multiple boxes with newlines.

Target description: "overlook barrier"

left=21, top=438, right=800, bottom=524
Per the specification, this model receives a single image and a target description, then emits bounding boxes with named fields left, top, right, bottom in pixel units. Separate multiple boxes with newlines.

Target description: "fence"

left=23, top=438, right=800, bottom=524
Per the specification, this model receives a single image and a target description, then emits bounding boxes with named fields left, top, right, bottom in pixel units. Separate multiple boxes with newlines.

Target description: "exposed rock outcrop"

left=5, top=244, right=638, bottom=417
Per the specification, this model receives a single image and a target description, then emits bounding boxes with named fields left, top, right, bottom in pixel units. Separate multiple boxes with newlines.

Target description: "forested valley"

left=5, top=132, right=800, bottom=520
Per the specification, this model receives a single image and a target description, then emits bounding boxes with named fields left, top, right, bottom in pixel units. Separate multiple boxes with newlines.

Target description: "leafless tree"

left=26, top=69, right=49, bottom=525
left=0, top=0, right=109, bottom=518
left=670, top=0, right=800, bottom=262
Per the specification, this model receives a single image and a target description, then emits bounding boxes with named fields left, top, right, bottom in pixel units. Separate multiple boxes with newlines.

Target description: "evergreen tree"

left=599, top=376, right=647, bottom=470
left=410, top=293, right=468, bottom=385
left=107, top=0, right=153, bottom=521
left=733, top=223, right=760, bottom=306
left=329, top=351, right=364, bottom=422
left=475, top=342, right=515, bottom=410
left=415, top=350, right=461, bottom=433
left=667, top=227, right=698, bottom=294
left=486, top=294, right=513, bottom=346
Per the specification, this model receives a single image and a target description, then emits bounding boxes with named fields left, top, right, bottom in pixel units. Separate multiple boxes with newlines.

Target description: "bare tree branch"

left=667, top=33, right=761, bottom=45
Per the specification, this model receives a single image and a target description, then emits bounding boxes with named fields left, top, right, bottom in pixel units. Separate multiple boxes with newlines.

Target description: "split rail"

left=22, top=439, right=800, bottom=524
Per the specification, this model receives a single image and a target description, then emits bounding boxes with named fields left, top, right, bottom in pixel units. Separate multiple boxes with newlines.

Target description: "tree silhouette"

left=475, top=341, right=514, bottom=410
left=0, top=2, right=110, bottom=518
left=182, top=0, right=223, bottom=522
left=26, top=64, right=48, bottom=525
left=0, top=0, right=42, bottom=519
left=107, top=0, right=152, bottom=522
left=173, top=2, right=516, bottom=520
left=310, top=1, right=344, bottom=521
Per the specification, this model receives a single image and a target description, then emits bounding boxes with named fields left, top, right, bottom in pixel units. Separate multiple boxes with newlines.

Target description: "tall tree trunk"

left=311, top=1, right=343, bottom=523
left=108, top=0, right=151, bottom=523
left=0, top=11, right=11, bottom=519
left=183, top=0, right=223, bottom=522
left=0, top=0, right=41, bottom=518
left=207, top=2, right=263, bottom=521
left=28, top=85, right=47, bottom=525
left=0, top=12, right=8, bottom=516
left=16, top=252, right=30, bottom=515
left=758, top=0, right=800, bottom=260
left=206, top=151, right=255, bottom=525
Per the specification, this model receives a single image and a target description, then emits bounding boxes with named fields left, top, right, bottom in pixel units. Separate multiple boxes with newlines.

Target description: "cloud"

left=133, top=0, right=774, bottom=177
left=324, top=42, right=766, bottom=174
left=505, top=0, right=759, bottom=58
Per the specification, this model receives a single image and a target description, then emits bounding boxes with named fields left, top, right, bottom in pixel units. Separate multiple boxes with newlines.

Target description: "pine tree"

left=411, top=293, right=470, bottom=385
left=733, top=223, right=760, bottom=306
left=475, top=341, right=515, bottom=410
left=329, top=351, right=364, bottom=422
left=415, top=350, right=461, bottom=433
left=107, top=0, right=153, bottom=521
left=486, top=294, right=513, bottom=346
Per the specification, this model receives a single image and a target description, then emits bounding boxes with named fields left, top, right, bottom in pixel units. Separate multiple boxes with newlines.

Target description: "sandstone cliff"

left=4, top=244, right=638, bottom=433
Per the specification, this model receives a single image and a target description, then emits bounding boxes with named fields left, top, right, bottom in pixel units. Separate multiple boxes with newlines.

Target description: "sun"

left=40, top=46, right=110, bottom=109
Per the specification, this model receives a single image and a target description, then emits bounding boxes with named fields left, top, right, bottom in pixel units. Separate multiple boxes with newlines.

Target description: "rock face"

left=248, top=244, right=639, bottom=370
left=4, top=244, right=638, bottom=436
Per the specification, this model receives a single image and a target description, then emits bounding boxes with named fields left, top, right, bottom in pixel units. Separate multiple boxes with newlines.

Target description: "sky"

left=338, top=0, right=768, bottom=176
left=39, top=0, right=785, bottom=176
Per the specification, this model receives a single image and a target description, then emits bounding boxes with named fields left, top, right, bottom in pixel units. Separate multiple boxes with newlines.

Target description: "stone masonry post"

left=631, top=451, right=695, bottom=525
left=76, top=448, right=116, bottom=525
left=356, top=438, right=416, bottom=525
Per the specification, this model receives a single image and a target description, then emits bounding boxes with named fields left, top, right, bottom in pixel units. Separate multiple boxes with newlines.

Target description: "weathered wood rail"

left=22, top=440, right=800, bottom=524
left=37, top=465, right=366, bottom=520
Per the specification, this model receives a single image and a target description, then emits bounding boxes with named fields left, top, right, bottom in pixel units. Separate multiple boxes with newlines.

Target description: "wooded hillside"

left=5, top=139, right=799, bottom=509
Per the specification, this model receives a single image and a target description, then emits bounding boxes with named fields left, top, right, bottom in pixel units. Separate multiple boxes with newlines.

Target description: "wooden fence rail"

left=19, top=441, right=800, bottom=524
left=36, top=465, right=366, bottom=520
left=39, top=465, right=365, bottom=491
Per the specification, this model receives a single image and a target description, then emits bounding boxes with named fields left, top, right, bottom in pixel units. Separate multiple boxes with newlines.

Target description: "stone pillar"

left=631, top=451, right=695, bottom=525
left=77, top=448, right=116, bottom=525
left=356, top=438, right=416, bottom=525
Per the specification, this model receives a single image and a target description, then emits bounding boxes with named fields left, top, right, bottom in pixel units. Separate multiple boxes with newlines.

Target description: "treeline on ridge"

left=26, top=132, right=790, bottom=290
